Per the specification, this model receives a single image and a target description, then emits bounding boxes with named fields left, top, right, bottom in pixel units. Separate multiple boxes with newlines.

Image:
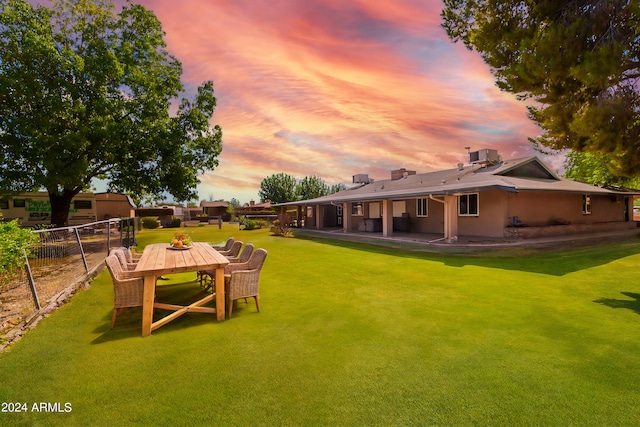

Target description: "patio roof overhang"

left=275, top=183, right=517, bottom=207
left=276, top=183, right=640, bottom=208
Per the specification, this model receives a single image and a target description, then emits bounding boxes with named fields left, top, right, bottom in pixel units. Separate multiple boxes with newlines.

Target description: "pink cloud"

left=117, top=0, right=547, bottom=202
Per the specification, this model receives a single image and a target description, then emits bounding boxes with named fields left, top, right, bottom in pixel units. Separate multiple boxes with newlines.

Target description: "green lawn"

left=1, top=224, right=640, bottom=426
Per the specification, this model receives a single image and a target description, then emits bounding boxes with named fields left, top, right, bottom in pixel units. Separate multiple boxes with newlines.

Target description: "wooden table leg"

left=142, top=275, right=156, bottom=336
left=215, top=267, right=225, bottom=320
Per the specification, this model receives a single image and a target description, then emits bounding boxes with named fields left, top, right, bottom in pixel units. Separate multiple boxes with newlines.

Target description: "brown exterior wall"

left=402, top=198, right=444, bottom=234
left=506, top=192, right=627, bottom=226
left=458, top=190, right=507, bottom=237
left=302, top=191, right=634, bottom=239
left=95, top=193, right=135, bottom=220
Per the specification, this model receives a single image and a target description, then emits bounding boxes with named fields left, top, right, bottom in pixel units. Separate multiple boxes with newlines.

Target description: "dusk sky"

left=117, top=1, right=551, bottom=203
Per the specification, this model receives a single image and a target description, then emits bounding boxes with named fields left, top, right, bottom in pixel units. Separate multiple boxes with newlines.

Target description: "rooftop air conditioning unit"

left=469, top=148, right=500, bottom=165
left=352, top=174, right=370, bottom=184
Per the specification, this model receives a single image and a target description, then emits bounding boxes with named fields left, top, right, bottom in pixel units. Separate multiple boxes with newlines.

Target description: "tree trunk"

left=48, top=191, right=76, bottom=227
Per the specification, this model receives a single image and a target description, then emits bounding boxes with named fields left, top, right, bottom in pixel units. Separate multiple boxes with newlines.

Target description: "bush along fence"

left=0, top=218, right=137, bottom=349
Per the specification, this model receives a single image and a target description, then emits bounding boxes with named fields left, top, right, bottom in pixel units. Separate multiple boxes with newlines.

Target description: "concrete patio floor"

left=293, top=227, right=640, bottom=254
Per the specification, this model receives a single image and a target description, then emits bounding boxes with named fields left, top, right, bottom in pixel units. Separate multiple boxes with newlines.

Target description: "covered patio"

left=293, top=225, right=639, bottom=253
left=277, top=154, right=640, bottom=245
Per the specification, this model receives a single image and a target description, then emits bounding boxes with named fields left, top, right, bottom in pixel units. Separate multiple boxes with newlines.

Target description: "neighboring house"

left=277, top=149, right=640, bottom=243
left=95, top=192, right=136, bottom=220
left=135, top=206, right=177, bottom=227
left=0, top=192, right=97, bottom=226
left=200, top=200, right=230, bottom=221
left=235, top=200, right=276, bottom=220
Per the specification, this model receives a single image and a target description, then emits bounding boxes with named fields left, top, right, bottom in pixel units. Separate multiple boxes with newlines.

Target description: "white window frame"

left=459, top=193, right=479, bottom=216
left=416, top=198, right=428, bottom=217
left=582, top=194, right=592, bottom=214
left=352, top=202, right=364, bottom=216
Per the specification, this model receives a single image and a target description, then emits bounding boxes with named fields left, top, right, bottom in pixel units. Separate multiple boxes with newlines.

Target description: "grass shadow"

left=294, top=233, right=640, bottom=276
left=91, top=275, right=220, bottom=344
left=594, top=292, right=640, bottom=316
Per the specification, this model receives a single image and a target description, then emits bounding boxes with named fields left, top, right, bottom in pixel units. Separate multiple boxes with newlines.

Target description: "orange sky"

left=126, top=0, right=550, bottom=203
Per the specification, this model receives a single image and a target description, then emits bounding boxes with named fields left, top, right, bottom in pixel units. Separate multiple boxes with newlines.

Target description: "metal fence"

left=0, top=218, right=137, bottom=335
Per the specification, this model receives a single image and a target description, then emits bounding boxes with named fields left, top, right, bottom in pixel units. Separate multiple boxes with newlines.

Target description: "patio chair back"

left=246, top=248, right=267, bottom=270
left=227, top=243, right=254, bottom=263
left=211, top=237, right=234, bottom=251
left=219, top=240, right=242, bottom=257
left=112, top=248, right=136, bottom=271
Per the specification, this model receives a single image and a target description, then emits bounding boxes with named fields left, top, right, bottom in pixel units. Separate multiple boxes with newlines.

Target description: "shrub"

left=141, top=217, right=159, bottom=229
left=271, top=215, right=293, bottom=237
left=0, top=220, right=39, bottom=286
left=243, top=219, right=258, bottom=230
left=164, top=217, right=181, bottom=228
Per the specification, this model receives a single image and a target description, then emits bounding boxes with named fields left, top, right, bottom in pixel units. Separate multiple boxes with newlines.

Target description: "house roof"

left=236, top=201, right=274, bottom=215
left=95, top=192, right=137, bottom=208
left=277, top=156, right=640, bottom=206
left=200, top=200, right=228, bottom=208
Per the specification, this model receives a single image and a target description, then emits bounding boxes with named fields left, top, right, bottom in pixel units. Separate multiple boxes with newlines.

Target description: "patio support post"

left=443, top=195, right=458, bottom=243
left=315, top=205, right=321, bottom=229
left=296, top=206, right=302, bottom=228
left=382, top=199, right=393, bottom=237
left=342, top=202, right=351, bottom=232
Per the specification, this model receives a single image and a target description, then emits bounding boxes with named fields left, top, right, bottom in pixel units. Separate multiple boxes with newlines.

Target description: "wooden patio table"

left=130, top=242, right=229, bottom=337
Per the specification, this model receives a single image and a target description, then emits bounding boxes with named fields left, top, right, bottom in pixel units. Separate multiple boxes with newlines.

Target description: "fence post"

left=107, top=221, right=111, bottom=253
left=23, top=249, right=41, bottom=310
left=120, top=217, right=136, bottom=247
left=74, top=228, right=89, bottom=273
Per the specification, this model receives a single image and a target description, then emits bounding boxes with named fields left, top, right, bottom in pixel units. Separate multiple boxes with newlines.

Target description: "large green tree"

left=0, top=0, right=222, bottom=226
left=563, top=150, right=640, bottom=189
left=441, top=0, right=640, bottom=177
left=296, top=175, right=330, bottom=201
left=259, top=173, right=347, bottom=204
left=258, top=173, right=297, bottom=204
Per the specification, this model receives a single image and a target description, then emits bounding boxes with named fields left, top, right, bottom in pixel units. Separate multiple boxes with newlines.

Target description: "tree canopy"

left=258, top=173, right=297, bottom=204
left=0, top=0, right=222, bottom=226
left=296, top=175, right=331, bottom=201
left=441, top=0, right=640, bottom=178
left=259, top=173, right=345, bottom=204
left=563, top=150, right=640, bottom=189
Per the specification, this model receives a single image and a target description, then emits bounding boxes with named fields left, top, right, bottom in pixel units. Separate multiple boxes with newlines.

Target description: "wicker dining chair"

left=105, top=255, right=144, bottom=328
left=217, top=240, right=242, bottom=257
left=211, top=237, right=234, bottom=251
left=125, top=247, right=142, bottom=262
left=110, top=248, right=137, bottom=271
left=199, top=241, right=243, bottom=288
left=226, top=243, right=254, bottom=263
left=224, top=248, right=268, bottom=318
left=109, top=246, right=140, bottom=261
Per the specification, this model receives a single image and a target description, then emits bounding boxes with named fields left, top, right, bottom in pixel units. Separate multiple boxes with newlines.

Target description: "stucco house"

left=95, top=192, right=136, bottom=220
left=200, top=200, right=230, bottom=221
left=278, top=149, right=639, bottom=243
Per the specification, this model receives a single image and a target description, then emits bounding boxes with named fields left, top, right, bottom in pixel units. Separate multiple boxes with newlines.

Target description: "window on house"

left=74, top=200, right=92, bottom=209
left=0, top=199, right=8, bottom=209
left=392, top=201, right=406, bottom=217
left=352, top=202, right=363, bottom=216
left=417, top=198, right=428, bottom=217
left=582, top=194, right=591, bottom=214
left=459, top=193, right=479, bottom=216
left=306, top=206, right=314, bottom=217
left=13, top=199, right=25, bottom=208
left=368, top=202, right=381, bottom=218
